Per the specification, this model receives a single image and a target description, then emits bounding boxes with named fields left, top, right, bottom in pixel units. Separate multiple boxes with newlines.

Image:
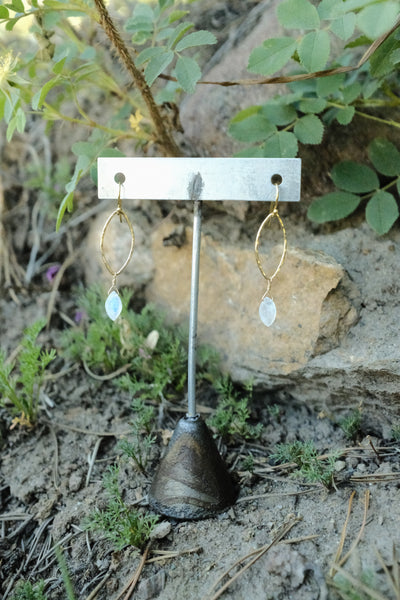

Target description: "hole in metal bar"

left=114, top=172, right=126, bottom=184
left=271, top=173, right=282, bottom=185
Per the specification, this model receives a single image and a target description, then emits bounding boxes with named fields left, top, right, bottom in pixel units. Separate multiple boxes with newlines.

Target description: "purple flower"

left=74, top=310, right=86, bottom=324
left=46, top=264, right=60, bottom=283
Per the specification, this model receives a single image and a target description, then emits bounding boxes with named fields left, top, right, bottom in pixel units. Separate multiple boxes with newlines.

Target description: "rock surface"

left=146, top=219, right=359, bottom=377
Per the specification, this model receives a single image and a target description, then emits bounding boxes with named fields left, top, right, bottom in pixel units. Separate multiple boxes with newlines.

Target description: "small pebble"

left=150, top=521, right=172, bottom=540
left=334, top=460, right=346, bottom=472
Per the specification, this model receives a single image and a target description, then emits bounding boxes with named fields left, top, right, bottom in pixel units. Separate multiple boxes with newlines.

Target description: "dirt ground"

left=1, top=280, right=400, bottom=600
left=1, top=1, right=400, bottom=599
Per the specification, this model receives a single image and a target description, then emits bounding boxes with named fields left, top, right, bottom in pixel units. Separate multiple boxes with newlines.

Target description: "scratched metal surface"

left=97, top=157, right=301, bottom=202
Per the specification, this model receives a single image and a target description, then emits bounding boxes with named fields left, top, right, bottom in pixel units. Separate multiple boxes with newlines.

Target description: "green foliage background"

left=1, top=0, right=400, bottom=233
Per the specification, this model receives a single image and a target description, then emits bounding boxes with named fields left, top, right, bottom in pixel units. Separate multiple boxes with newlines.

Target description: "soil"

left=1, top=1, right=400, bottom=599
left=1, top=317, right=400, bottom=600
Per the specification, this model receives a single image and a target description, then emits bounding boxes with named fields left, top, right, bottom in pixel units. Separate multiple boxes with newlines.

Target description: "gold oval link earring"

left=254, top=180, right=287, bottom=327
left=100, top=176, right=135, bottom=320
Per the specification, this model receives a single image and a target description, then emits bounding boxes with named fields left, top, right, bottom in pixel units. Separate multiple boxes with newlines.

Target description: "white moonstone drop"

left=105, top=290, right=122, bottom=321
left=259, top=296, right=276, bottom=327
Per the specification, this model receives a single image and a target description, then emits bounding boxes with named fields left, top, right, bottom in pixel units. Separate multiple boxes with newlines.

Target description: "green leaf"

left=298, top=30, right=330, bottom=72
left=169, top=10, right=189, bottom=24
left=335, top=106, right=355, bottom=125
left=15, top=106, right=25, bottom=133
left=262, top=131, right=298, bottom=158
left=0, top=93, right=5, bottom=120
left=316, top=73, right=345, bottom=97
left=144, top=50, right=174, bottom=86
left=298, top=97, right=327, bottom=113
left=342, top=82, right=361, bottom=104
left=56, top=191, right=74, bottom=231
left=175, top=30, right=217, bottom=52
left=330, top=12, right=356, bottom=41
left=175, top=55, right=201, bottom=94
left=159, top=0, right=174, bottom=9
left=52, top=56, right=67, bottom=74
left=260, top=103, right=297, bottom=125
left=7, top=0, right=24, bottom=12
left=294, top=114, right=324, bottom=144
left=391, top=48, right=400, bottom=64
left=357, top=2, right=399, bottom=39
left=247, top=38, right=297, bottom=75
left=366, top=191, right=399, bottom=235
left=331, top=161, right=379, bottom=193
left=277, top=0, right=320, bottom=29
left=345, top=35, right=371, bottom=49
left=229, top=111, right=276, bottom=143
left=318, top=0, right=346, bottom=19
left=307, top=191, right=361, bottom=223
left=235, top=146, right=265, bottom=158
left=71, top=141, right=98, bottom=161
left=124, top=4, right=154, bottom=34
left=0, top=6, right=9, bottom=17
left=5, top=16, right=18, bottom=30
left=368, top=138, right=400, bottom=177
left=32, top=76, right=60, bottom=110
left=167, top=21, right=194, bottom=49
left=370, top=32, right=400, bottom=78
left=136, top=46, right=167, bottom=66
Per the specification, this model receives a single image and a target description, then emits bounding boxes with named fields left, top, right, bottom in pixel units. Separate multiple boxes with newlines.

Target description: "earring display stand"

left=98, top=157, right=301, bottom=519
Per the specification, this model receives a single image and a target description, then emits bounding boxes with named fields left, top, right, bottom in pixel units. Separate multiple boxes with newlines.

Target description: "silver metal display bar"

left=98, top=157, right=301, bottom=202
left=98, top=157, right=301, bottom=418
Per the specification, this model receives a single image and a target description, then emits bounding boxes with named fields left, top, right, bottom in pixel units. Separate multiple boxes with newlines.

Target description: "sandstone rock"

left=146, top=220, right=359, bottom=381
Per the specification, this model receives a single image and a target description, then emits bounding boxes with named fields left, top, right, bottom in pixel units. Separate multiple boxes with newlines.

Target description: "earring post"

left=187, top=173, right=204, bottom=418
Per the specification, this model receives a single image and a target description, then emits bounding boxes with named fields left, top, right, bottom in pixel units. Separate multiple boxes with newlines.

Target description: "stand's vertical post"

left=187, top=173, right=204, bottom=418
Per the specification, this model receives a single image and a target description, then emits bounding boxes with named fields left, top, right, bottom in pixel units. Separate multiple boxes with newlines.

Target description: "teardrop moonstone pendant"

left=105, top=290, right=122, bottom=321
left=259, top=296, right=276, bottom=327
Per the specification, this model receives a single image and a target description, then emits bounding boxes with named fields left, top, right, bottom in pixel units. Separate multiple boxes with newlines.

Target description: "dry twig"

left=206, top=515, right=301, bottom=600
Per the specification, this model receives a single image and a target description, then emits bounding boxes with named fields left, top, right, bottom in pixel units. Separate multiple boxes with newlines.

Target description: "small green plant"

left=332, top=571, right=377, bottom=600
left=228, top=0, right=400, bottom=235
left=391, top=424, right=400, bottom=441
left=267, top=403, right=282, bottom=423
left=10, top=580, right=48, bottom=600
left=0, top=319, right=56, bottom=427
left=208, top=377, right=263, bottom=442
left=308, top=138, right=400, bottom=235
left=339, top=408, right=362, bottom=441
left=239, top=453, right=255, bottom=473
left=85, top=465, right=158, bottom=551
left=63, top=286, right=219, bottom=403
left=118, top=397, right=156, bottom=473
left=272, top=439, right=338, bottom=488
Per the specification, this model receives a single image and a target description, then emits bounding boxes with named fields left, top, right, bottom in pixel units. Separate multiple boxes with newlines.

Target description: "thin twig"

left=114, top=542, right=151, bottom=600
left=43, top=419, right=130, bottom=437
left=330, top=490, right=355, bottom=577
left=46, top=249, right=80, bottom=327
left=162, top=17, right=400, bottom=88
left=147, top=546, right=203, bottom=564
left=86, top=437, right=103, bottom=487
left=82, top=360, right=131, bottom=381
left=83, top=571, right=112, bottom=600
left=92, top=0, right=181, bottom=157
left=337, top=490, right=370, bottom=568
left=49, top=424, right=61, bottom=490
left=207, top=516, right=301, bottom=600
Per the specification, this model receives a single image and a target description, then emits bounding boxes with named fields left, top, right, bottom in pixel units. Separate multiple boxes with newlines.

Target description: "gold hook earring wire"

left=100, top=184, right=135, bottom=294
left=254, top=182, right=287, bottom=292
